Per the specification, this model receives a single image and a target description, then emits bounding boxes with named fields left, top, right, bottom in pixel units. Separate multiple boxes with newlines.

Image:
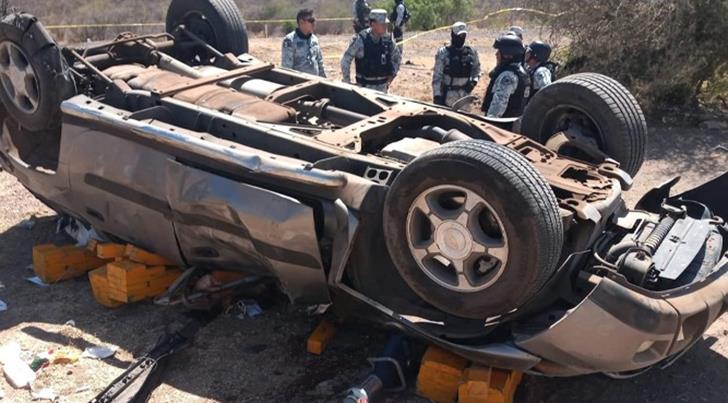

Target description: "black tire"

left=383, top=140, right=564, bottom=319
left=520, top=73, right=647, bottom=176
left=0, top=13, right=75, bottom=131
left=166, top=0, right=249, bottom=63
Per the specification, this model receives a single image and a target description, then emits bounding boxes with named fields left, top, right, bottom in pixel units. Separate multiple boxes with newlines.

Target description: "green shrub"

left=531, top=0, right=728, bottom=114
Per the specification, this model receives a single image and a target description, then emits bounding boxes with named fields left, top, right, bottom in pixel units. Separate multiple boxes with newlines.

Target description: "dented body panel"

left=0, top=24, right=726, bottom=378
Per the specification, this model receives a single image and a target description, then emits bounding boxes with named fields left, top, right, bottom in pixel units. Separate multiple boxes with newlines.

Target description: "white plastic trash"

left=30, top=387, right=57, bottom=401
left=82, top=345, right=117, bottom=359
left=3, top=357, right=36, bottom=389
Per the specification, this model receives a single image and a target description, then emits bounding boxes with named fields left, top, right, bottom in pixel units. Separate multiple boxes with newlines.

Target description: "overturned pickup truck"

left=1, top=0, right=726, bottom=377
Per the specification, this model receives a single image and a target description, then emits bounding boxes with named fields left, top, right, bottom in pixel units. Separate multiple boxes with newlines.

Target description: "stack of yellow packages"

left=32, top=243, right=111, bottom=283
left=88, top=244, right=182, bottom=308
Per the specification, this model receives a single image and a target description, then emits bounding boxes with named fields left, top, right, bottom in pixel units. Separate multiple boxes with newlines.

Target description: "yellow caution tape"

left=401, top=7, right=565, bottom=46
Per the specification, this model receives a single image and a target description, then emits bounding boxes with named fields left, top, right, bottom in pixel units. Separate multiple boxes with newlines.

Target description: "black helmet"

left=527, top=41, right=552, bottom=63
left=508, top=25, right=523, bottom=40
left=493, top=33, right=524, bottom=59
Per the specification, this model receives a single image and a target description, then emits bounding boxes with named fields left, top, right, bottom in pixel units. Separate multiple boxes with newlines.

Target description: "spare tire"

left=520, top=73, right=647, bottom=176
left=383, top=140, right=564, bottom=319
left=0, top=13, right=75, bottom=131
left=166, top=0, right=249, bottom=64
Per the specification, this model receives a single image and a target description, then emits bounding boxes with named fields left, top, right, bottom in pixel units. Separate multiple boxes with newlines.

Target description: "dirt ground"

left=0, top=33, right=727, bottom=402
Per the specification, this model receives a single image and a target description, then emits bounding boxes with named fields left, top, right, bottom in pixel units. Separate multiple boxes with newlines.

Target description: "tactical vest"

left=482, top=63, right=528, bottom=117
left=355, top=32, right=395, bottom=86
left=444, top=46, right=475, bottom=80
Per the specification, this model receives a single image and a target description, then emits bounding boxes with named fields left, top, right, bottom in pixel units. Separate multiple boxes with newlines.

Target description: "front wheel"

left=383, top=140, right=564, bottom=319
left=520, top=73, right=647, bottom=176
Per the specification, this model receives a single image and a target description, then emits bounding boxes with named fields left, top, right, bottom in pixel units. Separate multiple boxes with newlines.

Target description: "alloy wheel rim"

left=405, top=184, right=509, bottom=293
left=0, top=41, right=39, bottom=114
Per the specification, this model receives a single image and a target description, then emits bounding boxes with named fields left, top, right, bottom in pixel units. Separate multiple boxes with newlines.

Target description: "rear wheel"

left=383, top=140, right=563, bottom=319
left=166, top=0, right=249, bottom=64
left=0, top=13, right=74, bottom=131
left=520, top=73, right=647, bottom=176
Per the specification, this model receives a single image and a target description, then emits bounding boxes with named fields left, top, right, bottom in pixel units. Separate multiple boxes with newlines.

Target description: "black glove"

left=433, top=95, right=446, bottom=106
left=464, top=81, right=477, bottom=93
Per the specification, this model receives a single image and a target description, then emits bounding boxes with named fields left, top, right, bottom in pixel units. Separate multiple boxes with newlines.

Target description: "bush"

left=372, top=0, right=473, bottom=30
left=530, top=0, right=728, bottom=114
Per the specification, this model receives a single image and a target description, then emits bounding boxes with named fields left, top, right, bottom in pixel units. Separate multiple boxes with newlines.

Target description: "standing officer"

left=390, top=0, right=410, bottom=53
left=341, top=9, right=402, bottom=93
left=432, top=22, right=481, bottom=109
left=481, top=33, right=528, bottom=118
left=525, top=41, right=557, bottom=99
left=281, top=9, right=326, bottom=77
left=352, top=0, right=371, bottom=33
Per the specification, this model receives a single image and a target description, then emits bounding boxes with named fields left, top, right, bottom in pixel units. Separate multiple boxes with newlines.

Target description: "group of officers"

left=281, top=5, right=557, bottom=118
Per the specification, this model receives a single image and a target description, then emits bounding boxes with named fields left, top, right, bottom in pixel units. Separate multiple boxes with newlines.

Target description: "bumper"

left=514, top=256, right=728, bottom=376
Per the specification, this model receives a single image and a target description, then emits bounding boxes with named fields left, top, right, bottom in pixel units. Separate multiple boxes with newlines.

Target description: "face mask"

left=451, top=33, right=466, bottom=48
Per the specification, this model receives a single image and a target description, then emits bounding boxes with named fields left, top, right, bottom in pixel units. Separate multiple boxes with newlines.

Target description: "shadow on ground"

left=518, top=336, right=728, bottom=403
left=0, top=216, right=389, bottom=402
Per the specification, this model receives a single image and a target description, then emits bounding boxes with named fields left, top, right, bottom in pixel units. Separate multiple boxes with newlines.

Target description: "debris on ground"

left=2, top=349, right=36, bottom=388
left=90, top=317, right=212, bottom=403
left=81, top=346, right=117, bottom=360
left=57, top=216, right=101, bottom=247
left=306, top=303, right=331, bottom=316
left=25, top=276, right=49, bottom=288
left=0, top=300, right=6, bottom=312
left=50, top=348, right=80, bottom=365
left=235, top=300, right=263, bottom=319
left=29, top=352, right=50, bottom=371
left=29, top=387, right=56, bottom=401
left=307, top=319, right=337, bottom=355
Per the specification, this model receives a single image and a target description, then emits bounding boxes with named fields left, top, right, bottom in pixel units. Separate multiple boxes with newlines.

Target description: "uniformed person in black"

left=432, top=22, right=481, bottom=108
left=352, top=0, right=371, bottom=33
left=524, top=40, right=558, bottom=102
left=481, top=33, right=528, bottom=118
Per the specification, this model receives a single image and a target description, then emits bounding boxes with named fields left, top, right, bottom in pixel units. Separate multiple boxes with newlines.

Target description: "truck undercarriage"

left=0, top=1, right=726, bottom=376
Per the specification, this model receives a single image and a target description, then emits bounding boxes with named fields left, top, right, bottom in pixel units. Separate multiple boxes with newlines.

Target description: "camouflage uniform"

left=432, top=45, right=481, bottom=108
left=481, top=63, right=528, bottom=118
left=340, top=27, right=401, bottom=93
left=530, top=65, right=552, bottom=92
left=481, top=33, right=528, bottom=117
left=281, top=29, right=326, bottom=77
